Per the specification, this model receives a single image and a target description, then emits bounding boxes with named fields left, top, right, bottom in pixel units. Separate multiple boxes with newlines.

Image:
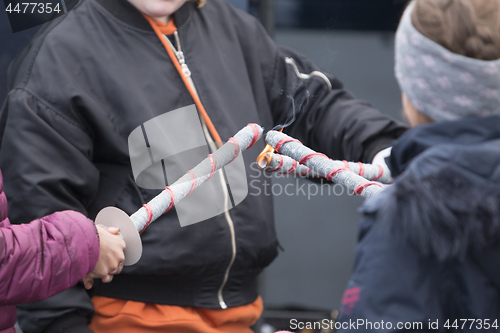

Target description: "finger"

left=111, top=262, right=124, bottom=275
left=96, top=224, right=120, bottom=234
left=116, top=262, right=124, bottom=275
left=83, top=278, right=94, bottom=290
left=102, top=274, right=114, bottom=283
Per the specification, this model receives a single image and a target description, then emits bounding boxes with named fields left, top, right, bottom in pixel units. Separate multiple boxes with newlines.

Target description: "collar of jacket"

left=93, top=0, right=195, bottom=32
left=387, top=115, right=500, bottom=178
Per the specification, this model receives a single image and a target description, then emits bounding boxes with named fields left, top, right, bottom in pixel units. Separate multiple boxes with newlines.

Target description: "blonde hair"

left=411, top=0, right=500, bottom=61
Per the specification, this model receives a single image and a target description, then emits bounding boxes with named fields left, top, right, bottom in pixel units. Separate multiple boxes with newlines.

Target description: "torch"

left=260, top=130, right=391, bottom=198
left=95, top=124, right=263, bottom=265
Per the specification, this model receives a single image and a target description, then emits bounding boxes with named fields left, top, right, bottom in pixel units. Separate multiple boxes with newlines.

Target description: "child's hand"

left=83, top=224, right=126, bottom=289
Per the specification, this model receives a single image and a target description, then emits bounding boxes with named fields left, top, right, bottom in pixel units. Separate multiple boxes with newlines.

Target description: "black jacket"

left=338, top=116, right=500, bottom=332
left=0, top=0, right=406, bottom=331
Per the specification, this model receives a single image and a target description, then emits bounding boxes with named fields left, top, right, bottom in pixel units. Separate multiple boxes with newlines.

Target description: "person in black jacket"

left=0, top=0, right=406, bottom=332
left=337, top=0, right=500, bottom=331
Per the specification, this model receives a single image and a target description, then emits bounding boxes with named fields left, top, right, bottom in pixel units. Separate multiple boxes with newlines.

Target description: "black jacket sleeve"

left=0, top=88, right=98, bottom=333
left=257, top=30, right=407, bottom=163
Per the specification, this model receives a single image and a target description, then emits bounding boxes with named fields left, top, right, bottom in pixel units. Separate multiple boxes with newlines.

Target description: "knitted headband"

left=395, top=1, right=500, bottom=122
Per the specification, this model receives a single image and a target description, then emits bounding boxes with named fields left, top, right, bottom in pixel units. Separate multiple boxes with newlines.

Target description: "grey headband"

left=395, top=1, right=500, bottom=122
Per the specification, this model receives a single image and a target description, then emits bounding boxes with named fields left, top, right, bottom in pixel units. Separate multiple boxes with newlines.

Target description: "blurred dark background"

left=252, top=0, right=406, bottom=31
left=1, top=1, right=407, bottom=332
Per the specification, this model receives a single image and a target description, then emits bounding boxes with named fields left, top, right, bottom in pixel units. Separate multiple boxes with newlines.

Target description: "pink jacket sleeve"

left=0, top=210, right=99, bottom=306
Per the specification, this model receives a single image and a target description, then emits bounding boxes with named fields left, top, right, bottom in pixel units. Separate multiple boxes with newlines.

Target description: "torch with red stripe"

left=95, top=124, right=263, bottom=265
left=264, top=130, right=390, bottom=198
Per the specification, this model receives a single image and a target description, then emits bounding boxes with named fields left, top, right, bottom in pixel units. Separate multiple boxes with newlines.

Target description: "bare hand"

left=83, top=224, right=126, bottom=289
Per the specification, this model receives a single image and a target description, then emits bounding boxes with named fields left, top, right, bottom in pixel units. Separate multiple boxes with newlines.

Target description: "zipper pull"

left=175, top=51, right=192, bottom=78
left=181, top=64, right=192, bottom=78
left=174, top=31, right=192, bottom=78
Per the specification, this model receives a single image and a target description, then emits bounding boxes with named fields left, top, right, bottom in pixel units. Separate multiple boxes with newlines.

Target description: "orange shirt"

left=90, top=295, right=263, bottom=333
left=151, top=18, right=177, bottom=35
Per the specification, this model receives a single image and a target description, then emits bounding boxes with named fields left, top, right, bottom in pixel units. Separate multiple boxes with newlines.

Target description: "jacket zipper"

left=164, top=31, right=236, bottom=309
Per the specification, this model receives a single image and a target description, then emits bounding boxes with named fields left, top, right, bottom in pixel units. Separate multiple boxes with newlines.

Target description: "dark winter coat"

left=338, top=115, right=500, bottom=332
left=0, top=0, right=406, bottom=331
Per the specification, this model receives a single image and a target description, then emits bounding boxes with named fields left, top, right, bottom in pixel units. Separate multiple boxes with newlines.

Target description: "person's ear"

left=402, top=93, right=433, bottom=126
